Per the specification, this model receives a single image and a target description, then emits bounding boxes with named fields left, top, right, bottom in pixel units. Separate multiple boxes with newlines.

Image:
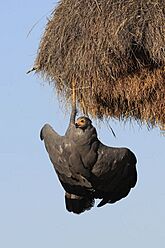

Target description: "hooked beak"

left=75, top=122, right=79, bottom=128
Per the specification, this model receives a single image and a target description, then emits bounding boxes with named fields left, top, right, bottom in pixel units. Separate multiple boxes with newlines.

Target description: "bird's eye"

left=80, top=119, right=85, bottom=123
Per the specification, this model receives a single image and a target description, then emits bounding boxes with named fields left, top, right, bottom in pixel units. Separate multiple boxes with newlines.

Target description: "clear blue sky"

left=1, top=1, right=165, bottom=247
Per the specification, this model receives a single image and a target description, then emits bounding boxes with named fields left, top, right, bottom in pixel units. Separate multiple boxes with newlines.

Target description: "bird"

left=40, top=106, right=98, bottom=214
left=40, top=106, right=137, bottom=214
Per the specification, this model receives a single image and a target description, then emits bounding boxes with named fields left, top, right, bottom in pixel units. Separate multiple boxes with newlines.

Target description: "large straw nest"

left=35, top=0, right=165, bottom=129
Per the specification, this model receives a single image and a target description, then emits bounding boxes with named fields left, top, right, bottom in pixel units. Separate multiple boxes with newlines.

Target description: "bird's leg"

left=69, top=80, right=77, bottom=125
left=69, top=103, right=77, bottom=125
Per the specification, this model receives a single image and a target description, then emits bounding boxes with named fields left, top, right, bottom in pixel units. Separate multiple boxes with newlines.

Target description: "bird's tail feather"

left=65, top=192, right=95, bottom=214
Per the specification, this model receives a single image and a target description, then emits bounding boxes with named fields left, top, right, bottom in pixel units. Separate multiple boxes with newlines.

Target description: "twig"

left=94, top=0, right=102, bottom=12
left=26, top=67, right=37, bottom=74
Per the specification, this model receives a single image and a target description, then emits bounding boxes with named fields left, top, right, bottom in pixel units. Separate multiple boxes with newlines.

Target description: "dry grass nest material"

left=34, top=0, right=165, bottom=129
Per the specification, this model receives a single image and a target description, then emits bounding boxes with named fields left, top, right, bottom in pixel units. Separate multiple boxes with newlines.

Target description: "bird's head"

left=75, top=116, right=92, bottom=130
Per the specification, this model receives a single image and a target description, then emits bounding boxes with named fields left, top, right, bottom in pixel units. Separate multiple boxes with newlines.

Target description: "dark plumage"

left=92, top=144, right=137, bottom=207
left=40, top=107, right=137, bottom=214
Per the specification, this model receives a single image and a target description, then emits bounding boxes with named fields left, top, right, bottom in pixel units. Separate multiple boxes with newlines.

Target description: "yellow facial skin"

left=75, top=117, right=91, bottom=129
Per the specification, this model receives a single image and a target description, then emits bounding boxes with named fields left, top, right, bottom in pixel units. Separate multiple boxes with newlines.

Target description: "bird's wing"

left=40, top=124, right=71, bottom=177
left=91, top=142, right=137, bottom=204
left=40, top=124, right=93, bottom=194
